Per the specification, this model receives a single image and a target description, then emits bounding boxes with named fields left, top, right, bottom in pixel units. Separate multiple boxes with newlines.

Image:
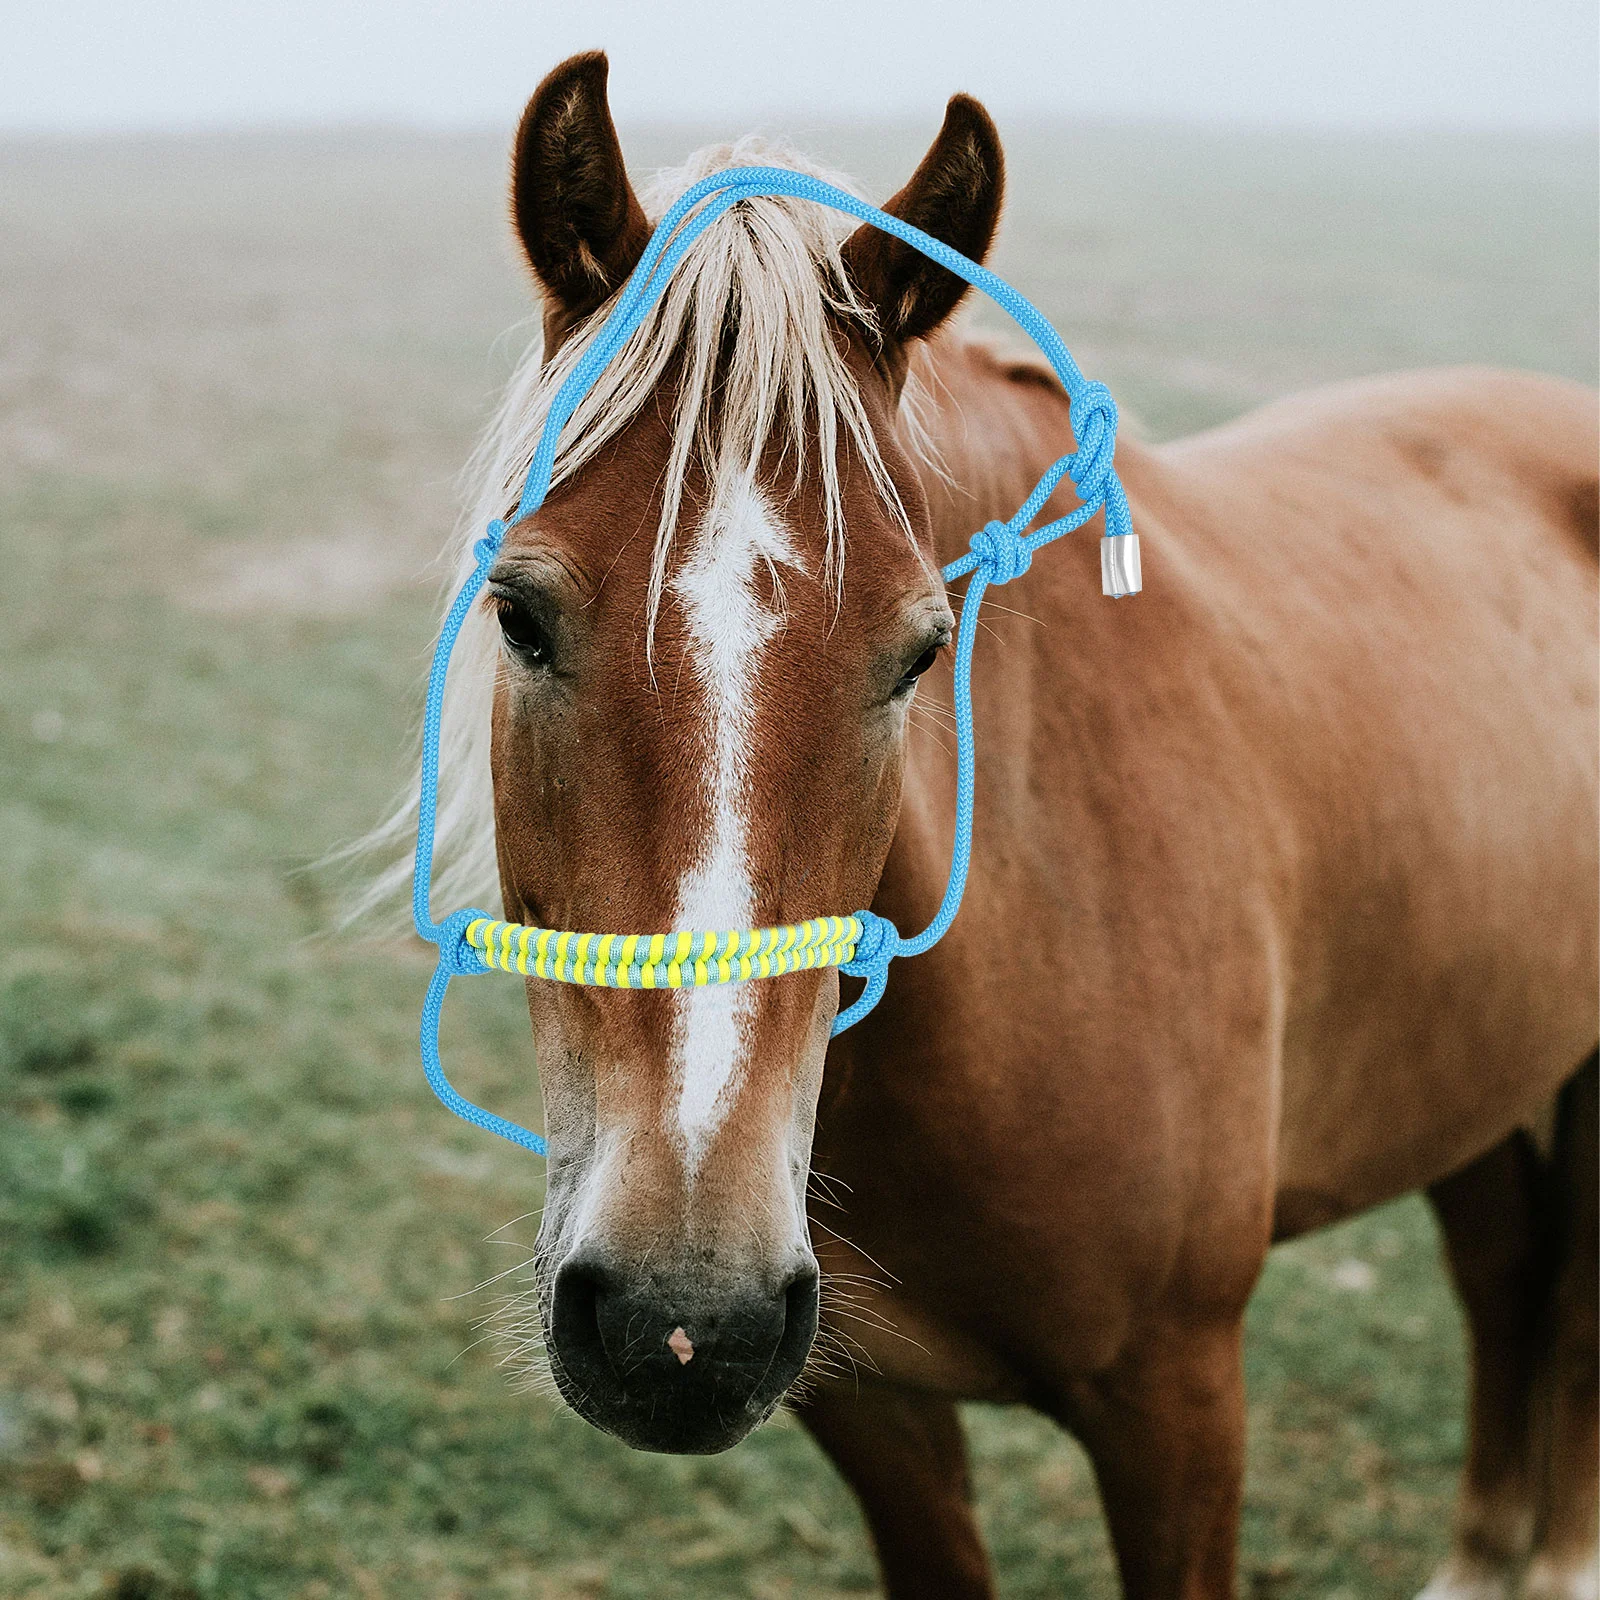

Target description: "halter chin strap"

left=411, top=165, right=1140, bottom=1157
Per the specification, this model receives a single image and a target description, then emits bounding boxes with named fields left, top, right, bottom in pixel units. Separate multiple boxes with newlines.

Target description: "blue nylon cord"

left=411, top=166, right=1134, bottom=1152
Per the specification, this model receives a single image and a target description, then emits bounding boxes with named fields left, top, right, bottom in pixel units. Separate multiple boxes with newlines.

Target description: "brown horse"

left=381, top=52, right=1599, bottom=1599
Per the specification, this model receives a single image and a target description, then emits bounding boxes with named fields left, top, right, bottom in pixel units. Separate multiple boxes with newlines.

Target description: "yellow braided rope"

left=463, top=915, right=863, bottom=989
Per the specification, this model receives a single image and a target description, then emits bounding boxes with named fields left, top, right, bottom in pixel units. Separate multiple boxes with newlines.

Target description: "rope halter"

left=409, top=166, right=1141, bottom=1157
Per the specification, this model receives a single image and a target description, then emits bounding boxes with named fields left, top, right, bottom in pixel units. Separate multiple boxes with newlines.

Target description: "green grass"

left=0, top=124, right=1593, bottom=1598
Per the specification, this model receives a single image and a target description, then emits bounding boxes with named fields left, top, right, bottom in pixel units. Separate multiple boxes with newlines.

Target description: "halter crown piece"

left=412, top=167, right=1140, bottom=1157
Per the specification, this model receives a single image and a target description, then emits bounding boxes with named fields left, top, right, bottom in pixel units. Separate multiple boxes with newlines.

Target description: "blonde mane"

left=350, top=137, right=937, bottom=926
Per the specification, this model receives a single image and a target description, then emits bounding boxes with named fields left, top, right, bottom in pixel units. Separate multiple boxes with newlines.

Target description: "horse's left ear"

left=842, top=94, right=1004, bottom=353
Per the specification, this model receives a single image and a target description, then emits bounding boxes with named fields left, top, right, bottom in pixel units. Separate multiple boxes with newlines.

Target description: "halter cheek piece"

left=412, top=167, right=1140, bottom=1157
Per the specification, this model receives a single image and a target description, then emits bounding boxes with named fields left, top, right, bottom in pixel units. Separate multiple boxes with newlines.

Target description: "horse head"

left=485, top=52, right=1002, bottom=1452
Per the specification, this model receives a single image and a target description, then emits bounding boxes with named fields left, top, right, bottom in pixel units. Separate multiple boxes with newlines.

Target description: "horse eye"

left=495, top=599, right=553, bottom=667
left=893, top=644, right=941, bottom=698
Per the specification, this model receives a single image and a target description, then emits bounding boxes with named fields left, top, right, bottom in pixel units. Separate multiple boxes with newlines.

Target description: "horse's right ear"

left=511, top=52, right=650, bottom=333
left=842, top=94, right=1004, bottom=361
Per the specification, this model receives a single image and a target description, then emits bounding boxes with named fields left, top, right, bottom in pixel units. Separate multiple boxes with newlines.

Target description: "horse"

left=374, top=52, right=1599, bottom=1599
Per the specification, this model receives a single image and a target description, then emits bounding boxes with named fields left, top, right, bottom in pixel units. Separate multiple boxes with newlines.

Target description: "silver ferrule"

left=1101, top=532, right=1142, bottom=598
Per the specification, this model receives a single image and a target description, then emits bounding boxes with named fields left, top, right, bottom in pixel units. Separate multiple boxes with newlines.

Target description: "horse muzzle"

left=546, top=1249, right=820, bottom=1453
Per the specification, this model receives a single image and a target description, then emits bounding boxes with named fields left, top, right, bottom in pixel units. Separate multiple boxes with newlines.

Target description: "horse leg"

left=1053, top=1316, right=1248, bottom=1599
left=790, top=1382, right=994, bottom=1600
left=1523, top=1053, right=1598, bottom=1600
left=1419, top=1052, right=1599, bottom=1600
left=1421, top=1128, right=1553, bottom=1597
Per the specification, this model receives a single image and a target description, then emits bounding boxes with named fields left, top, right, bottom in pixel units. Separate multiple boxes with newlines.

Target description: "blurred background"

left=1, top=3, right=1595, bottom=1597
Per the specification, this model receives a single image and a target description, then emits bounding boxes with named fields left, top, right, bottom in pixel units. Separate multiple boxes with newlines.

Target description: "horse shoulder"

left=1139, top=368, right=1598, bottom=1225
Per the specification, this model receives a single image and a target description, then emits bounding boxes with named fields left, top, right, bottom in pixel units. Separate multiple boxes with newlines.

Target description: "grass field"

left=0, top=121, right=1594, bottom=1599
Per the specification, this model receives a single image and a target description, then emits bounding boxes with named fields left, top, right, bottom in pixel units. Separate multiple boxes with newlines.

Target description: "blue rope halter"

left=411, top=166, right=1140, bottom=1157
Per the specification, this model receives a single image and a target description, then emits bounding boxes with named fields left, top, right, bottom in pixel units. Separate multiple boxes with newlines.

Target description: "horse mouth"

left=544, top=1264, right=820, bottom=1454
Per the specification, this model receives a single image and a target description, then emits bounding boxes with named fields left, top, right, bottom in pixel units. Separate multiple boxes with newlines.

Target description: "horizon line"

left=2, top=111, right=1596, bottom=142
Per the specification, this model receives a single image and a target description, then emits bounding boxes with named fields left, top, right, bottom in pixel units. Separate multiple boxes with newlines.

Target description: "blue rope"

left=410, top=166, right=1135, bottom=1152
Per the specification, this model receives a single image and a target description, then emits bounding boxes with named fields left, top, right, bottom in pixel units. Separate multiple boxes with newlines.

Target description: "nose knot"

left=968, top=519, right=1032, bottom=585
left=842, top=910, right=899, bottom=978
left=435, top=907, right=490, bottom=977
left=834, top=911, right=901, bottom=1036
left=1066, top=380, right=1118, bottom=505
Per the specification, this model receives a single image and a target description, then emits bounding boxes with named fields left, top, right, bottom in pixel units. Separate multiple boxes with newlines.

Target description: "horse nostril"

left=551, top=1257, right=618, bottom=1377
left=783, top=1263, right=821, bottom=1313
left=778, top=1264, right=821, bottom=1369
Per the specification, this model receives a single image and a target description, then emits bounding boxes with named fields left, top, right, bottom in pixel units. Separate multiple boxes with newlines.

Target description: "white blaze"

left=669, top=480, right=796, bottom=1170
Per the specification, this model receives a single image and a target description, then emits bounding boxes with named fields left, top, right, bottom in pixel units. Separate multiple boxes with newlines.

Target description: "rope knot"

left=473, top=518, right=508, bottom=567
left=436, top=907, right=490, bottom=977
left=842, top=910, right=899, bottom=978
left=968, top=519, right=1032, bottom=585
left=1067, top=381, right=1118, bottom=506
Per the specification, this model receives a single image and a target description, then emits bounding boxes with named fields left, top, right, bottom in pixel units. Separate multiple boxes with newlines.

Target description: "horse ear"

left=510, top=52, right=650, bottom=329
left=842, top=94, right=1004, bottom=351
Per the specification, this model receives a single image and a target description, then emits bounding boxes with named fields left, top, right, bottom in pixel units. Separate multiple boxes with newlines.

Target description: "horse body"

left=382, top=52, right=1598, bottom=1599
left=809, top=350, right=1598, bottom=1592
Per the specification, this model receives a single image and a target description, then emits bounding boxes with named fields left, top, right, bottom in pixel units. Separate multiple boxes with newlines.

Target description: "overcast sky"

left=4, top=0, right=1596, bottom=133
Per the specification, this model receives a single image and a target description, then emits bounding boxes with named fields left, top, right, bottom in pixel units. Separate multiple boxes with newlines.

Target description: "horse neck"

left=909, top=334, right=1124, bottom=557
